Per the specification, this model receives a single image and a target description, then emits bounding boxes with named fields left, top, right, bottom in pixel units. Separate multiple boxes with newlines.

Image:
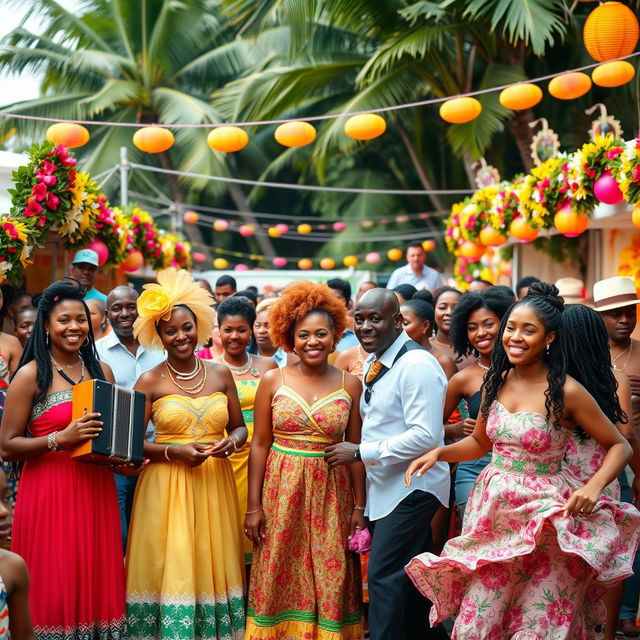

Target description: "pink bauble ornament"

left=272, top=257, right=287, bottom=267
left=365, top=252, right=380, bottom=264
left=192, top=252, right=206, bottom=263
left=234, top=263, right=249, bottom=271
left=275, top=224, right=289, bottom=234
left=593, top=170, right=623, bottom=205
left=86, top=239, right=109, bottom=266
left=332, top=221, right=346, bottom=232
left=239, top=224, right=255, bottom=237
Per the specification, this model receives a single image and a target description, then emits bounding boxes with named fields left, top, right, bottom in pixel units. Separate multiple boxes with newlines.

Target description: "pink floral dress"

left=406, top=400, right=640, bottom=640
left=565, top=432, right=620, bottom=500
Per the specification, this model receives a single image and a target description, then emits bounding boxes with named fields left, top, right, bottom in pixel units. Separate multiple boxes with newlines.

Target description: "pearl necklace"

left=476, top=357, right=490, bottom=372
left=167, top=358, right=200, bottom=381
left=221, top=354, right=260, bottom=378
left=166, top=360, right=207, bottom=395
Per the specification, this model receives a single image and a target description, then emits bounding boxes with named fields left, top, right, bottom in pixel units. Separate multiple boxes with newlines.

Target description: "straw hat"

left=593, top=276, right=640, bottom=312
left=554, top=277, right=585, bottom=305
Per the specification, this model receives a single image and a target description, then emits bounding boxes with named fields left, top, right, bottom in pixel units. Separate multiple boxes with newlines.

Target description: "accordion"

left=71, top=379, right=146, bottom=464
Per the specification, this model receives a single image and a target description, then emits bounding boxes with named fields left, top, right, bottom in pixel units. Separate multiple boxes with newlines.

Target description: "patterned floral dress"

left=406, top=400, right=640, bottom=640
left=246, top=371, right=363, bottom=640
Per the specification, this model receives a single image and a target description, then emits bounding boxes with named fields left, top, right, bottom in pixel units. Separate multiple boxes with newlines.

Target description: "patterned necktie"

left=365, top=360, right=385, bottom=385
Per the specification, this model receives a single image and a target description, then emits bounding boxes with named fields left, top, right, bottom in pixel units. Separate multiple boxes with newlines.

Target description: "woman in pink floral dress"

left=404, top=283, right=640, bottom=640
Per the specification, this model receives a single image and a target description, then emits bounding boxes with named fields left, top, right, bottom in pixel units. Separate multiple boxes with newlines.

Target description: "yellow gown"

left=229, top=379, right=259, bottom=564
left=126, top=393, right=245, bottom=640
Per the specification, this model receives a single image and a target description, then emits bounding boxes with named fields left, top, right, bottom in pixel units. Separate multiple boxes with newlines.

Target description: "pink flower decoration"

left=565, top=554, right=591, bottom=581
left=605, top=147, right=623, bottom=160
left=520, top=427, right=552, bottom=454
left=24, top=200, right=43, bottom=217
left=458, top=598, right=477, bottom=625
left=31, top=182, right=47, bottom=202
left=547, top=598, right=574, bottom=627
left=348, top=527, right=371, bottom=554
left=46, top=192, right=60, bottom=210
left=479, top=563, right=509, bottom=590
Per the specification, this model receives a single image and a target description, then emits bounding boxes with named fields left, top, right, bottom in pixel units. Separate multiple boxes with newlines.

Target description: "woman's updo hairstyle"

left=16, top=278, right=106, bottom=401
left=400, top=299, right=435, bottom=337
left=481, top=281, right=567, bottom=428
left=217, top=295, right=257, bottom=328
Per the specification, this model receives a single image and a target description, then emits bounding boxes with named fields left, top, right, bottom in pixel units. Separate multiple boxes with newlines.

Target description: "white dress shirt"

left=386, top=264, right=444, bottom=291
left=359, top=331, right=450, bottom=520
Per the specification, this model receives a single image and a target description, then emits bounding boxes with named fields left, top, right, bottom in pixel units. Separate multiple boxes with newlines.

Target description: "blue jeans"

left=454, top=453, right=492, bottom=521
left=114, top=473, right=138, bottom=553
left=619, top=471, right=640, bottom=619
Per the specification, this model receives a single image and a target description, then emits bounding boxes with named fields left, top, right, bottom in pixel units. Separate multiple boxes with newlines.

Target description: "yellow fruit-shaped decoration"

left=343, top=255, right=358, bottom=267
left=583, top=1, right=639, bottom=62
left=459, top=241, right=486, bottom=261
left=422, top=239, right=436, bottom=252
left=298, top=258, right=313, bottom=270
left=133, top=126, right=175, bottom=153
left=554, top=205, right=590, bottom=238
left=499, top=84, right=543, bottom=111
left=439, top=97, right=482, bottom=124
left=344, top=114, right=387, bottom=140
left=548, top=73, right=592, bottom=100
left=213, top=258, right=229, bottom=269
left=479, top=225, right=507, bottom=247
left=268, top=227, right=281, bottom=238
left=592, top=61, right=636, bottom=88
left=320, top=257, right=336, bottom=269
left=633, top=207, right=640, bottom=229
left=183, top=211, right=199, bottom=224
left=510, top=217, right=539, bottom=243
left=207, top=126, right=249, bottom=152
left=297, top=224, right=313, bottom=234
left=275, top=122, right=316, bottom=147
left=387, top=248, right=403, bottom=261
left=46, top=122, right=90, bottom=148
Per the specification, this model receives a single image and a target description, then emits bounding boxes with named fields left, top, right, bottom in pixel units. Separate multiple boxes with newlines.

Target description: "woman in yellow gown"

left=213, top=296, right=276, bottom=565
left=126, top=268, right=248, bottom=639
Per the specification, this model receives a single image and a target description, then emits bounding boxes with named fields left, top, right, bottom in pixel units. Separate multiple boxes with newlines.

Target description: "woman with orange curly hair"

left=245, top=281, right=366, bottom=640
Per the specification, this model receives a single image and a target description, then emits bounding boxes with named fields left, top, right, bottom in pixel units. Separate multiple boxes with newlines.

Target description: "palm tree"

left=0, top=0, right=276, bottom=257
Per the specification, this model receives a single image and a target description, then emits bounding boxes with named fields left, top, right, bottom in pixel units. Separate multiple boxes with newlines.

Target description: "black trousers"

left=368, top=490, right=450, bottom=640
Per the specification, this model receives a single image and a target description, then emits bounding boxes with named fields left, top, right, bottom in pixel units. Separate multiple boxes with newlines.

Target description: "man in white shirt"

left=96, top=286, right=166, bottom=550
left=326, top=288, right=450, bottom=640
left=386, top=241, right=444, bottom=292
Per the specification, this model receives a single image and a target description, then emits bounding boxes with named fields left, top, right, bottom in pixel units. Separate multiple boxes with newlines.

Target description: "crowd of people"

left=0, top=239, right=639, bottom=640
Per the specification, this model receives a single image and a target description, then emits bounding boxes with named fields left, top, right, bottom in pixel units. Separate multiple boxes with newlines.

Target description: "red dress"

left=12, top=389, right=125, bottom=639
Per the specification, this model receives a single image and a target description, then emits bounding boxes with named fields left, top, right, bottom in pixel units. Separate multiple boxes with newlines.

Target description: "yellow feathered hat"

left=134, top=268, right=214, bottom=350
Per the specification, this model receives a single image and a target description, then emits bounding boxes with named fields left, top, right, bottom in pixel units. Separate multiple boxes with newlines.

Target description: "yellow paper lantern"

left=297, top=224, right=313, bottom=235
left=268, top=226, right=281, bottom=238
left=592, top=61, right=636, bottom=88
left=298, top=258, right=313, bottom=270
left=320, top=257, right=336, bottom=269
left=343, top=255, right=359, bottom=267
left=207, top=126, right=249, bottom=152
left=344, top=114, right=387, bottom=140
left=499, top=84, right=543, bottom=111
left=479, top=225, right=507, bottom=247
left=510, top=217, right=539, bottom=243
left=583, top=1, right=639, bottom=62
left=46, top=122, right=90, bottom=148
left=387, top=248, right=403, bottom=261
left=439, top=97, right=482, bottom=124
left=548, top=73, right=592, bottom=100
left=133, top=126, right=175, bottom=153
left=459, top=241, right=486, bottom=261
left=632, top=207, right=640, bottom=229
left=554, top=206, right=589, bottom=238
left=275, top=122, right=317, bottom=147
left=422, top=240, right=436, bottom=252
left=213, top=258, right=229, bottom=269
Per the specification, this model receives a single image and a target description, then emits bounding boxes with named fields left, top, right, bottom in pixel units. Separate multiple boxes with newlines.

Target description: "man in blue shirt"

left=386, top=241, right=444, bottom=292
left=327, top=278, right=360, bottom=351
left=68, top=249, right=107, bottom=303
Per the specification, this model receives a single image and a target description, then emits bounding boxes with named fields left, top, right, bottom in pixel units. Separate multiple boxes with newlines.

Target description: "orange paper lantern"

left=548, top=73, right=592, bottom=100
left=183, top=211, right=199, bottom=224
left=510, top=217, right=539, bottom=243
left=633, top=207, right=640, bottom=229
left=320, top=258, right=336, bottom=269
left=207, top=126, right=249, bottom=152
left=213, top=258, right=229, bottom=269
left=275, top=122, right=316, bottom=147
left=46, top=122, right=90, bottom=148
left=479, top=225, right=507, bottom=247
left=133, top=127, right=174, bottom=153
left=387, top=248, right=403, bottom=261
left=343, top=255, right=359, bottom=267
left=422, top=240, right=436, bottom=252
left=499, top=84, right=543, bottom=111
left=297, top=224, right=312, bottom=235
left=344, top=114, right=387, bottom=140
left=554, top=206, right=589, bottom=238
left=583, top=1, right=639, bottom=62
left=439, top=97, right=482, bottom=124
left=459, top=241, right=486, bottom=261
left=298, top=258, right=313, bottom=270
left=592, top=61, right=636, bottom=87
left=122, top=250, right=144, bottom=272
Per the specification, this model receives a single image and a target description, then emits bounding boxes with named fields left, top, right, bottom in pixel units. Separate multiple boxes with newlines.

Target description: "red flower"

left=2, top=223, right=18, bottom=239
left=40, top=160, right=56, bottom=175
left=7, top=246, right=15, bottom=253
left=632, top=166, right=640, bottom=185
left=46, top=192, right=60, bottom=210
left=605, top=147, right=623, bottom=160
left=24, top=200, right=43, bottom=217
left=547, top=598, right=574, bottom=627
left=36, top=171, right=57, bottom=186
left=31, top=182, right=48, bottom=201
left=62, top=156, right=76, bottom=167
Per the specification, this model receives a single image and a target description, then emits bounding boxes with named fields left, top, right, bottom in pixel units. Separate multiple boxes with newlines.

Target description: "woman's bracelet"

left=229, top=434, right=240, bottom=452
left=47, top=431, right=61, bottom=451
left=164, top=445, right=172, bottom=462
left=353, top=505, right=365, bottom=511
left=245, top=506, right=263, bottom=515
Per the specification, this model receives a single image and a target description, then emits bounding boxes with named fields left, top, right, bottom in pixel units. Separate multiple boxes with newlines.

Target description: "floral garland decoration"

left=615, top=136, right=640, bottom=206
left=488, top=180, right=521, bottom=233
left=0, top=216, right=35, bottom=285
left=58, top=171, right=99, bottom=249
left=126, top=206, right=165, bottom=268
left=95, top=197, right=131, bottom=265
left=159, top=231, right=192, bottom=269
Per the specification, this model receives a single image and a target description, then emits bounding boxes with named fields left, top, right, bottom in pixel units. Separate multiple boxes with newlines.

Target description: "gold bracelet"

left=245, top=506, right=263, bottom=515
left=229, top=435, right=240, bottom=452
left=164, top=446, right=172, bottom=462
left=353, top=505, right=365, bottom=511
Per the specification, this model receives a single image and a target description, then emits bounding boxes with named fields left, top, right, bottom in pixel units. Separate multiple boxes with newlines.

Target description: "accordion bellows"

left=71, top=379, right=146, bottom=464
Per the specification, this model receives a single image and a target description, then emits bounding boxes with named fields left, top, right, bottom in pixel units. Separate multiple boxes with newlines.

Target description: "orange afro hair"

left=269, top=280, right=348, bottom=352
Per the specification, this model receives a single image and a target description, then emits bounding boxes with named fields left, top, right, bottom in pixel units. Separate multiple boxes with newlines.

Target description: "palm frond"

left=152, top=87, right=222, bottom=124
left=78, top=79, right=142, bottom=117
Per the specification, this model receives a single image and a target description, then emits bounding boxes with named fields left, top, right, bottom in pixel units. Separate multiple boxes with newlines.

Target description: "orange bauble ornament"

left=387, top=248, right=403, bottom=261
left=459, top=241, right=486, bottom=261
left=122, top=250, right=144, bottom=272
left=298, top=258, right=313, bottom=270
left=583, top=1, right=639, bottom=62
left=344, top=114, right=387, bottom=140
left=133, top=127, right=175, bottom=153
left=297, top=224, right=312, bottom=235
left=554, top=205, right=590, bottom=238
left=592, top=61, right=636, bottom=88
left=632, top=207, right=640, bottom=229
left=275, top=122, right=316, bottom=147
left=207, top=126, right=249, bottom=152
left=183, top=211, right=199, bottom=224
left=422, top=239, right=436, bottom=252
left=548, top=73, right=592, bottom=100
left=439, top=97, right=482, bottom=124
left=499, top=84, right=543, bottom=111
left=320, top=258, right=336, bottom=269
left=479, top=225, right=508, bottom=247
left=510, top=217, right=539, bottom=243
left=46, top=122, right=90, bottom=148
left=343, top=255, right=359, bottom=267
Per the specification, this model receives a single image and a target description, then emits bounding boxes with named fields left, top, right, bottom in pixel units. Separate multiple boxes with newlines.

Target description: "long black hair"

left=16, top=278, right=106, bottom=402
left=481, top=282, right=566, bottom=427
left=561, top=304, right=626, bottom=439
left=450, top=290, right=514, bottom=358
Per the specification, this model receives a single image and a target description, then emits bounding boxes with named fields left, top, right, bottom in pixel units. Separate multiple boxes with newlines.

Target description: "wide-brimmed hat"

left=555, top=277, right=585, bottom=305
left=593, top=276, right=640, bottom=312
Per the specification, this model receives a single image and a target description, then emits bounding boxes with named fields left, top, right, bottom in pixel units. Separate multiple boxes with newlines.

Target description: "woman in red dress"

left=0, top=279, right=131, bottom=639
